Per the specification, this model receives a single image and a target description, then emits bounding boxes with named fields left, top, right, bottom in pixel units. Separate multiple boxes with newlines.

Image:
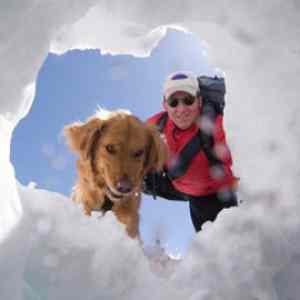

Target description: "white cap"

left=163, top=71, right=200, bottom=100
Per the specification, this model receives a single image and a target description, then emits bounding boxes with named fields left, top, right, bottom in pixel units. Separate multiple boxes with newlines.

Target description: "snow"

left=0, top=117, right=22, bottom=241
left=1, top=1, right=300, bottom=299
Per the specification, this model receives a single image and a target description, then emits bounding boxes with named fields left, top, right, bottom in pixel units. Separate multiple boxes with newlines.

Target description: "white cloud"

left=41, top=143, right=56, bottom=158
left=41, top=143, right=68, bottom=171
left=109, top=64, right=130, bottom=81
left=1, top=1, right=300, bottom=299
left=50, top=155, right=68, bottom=171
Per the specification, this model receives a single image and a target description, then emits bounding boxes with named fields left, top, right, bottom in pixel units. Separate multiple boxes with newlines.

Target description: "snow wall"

left=1, top=1, right=300, bottom=299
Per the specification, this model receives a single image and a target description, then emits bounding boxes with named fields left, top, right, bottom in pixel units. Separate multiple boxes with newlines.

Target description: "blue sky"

left=11, top=29, right=216, bottom=254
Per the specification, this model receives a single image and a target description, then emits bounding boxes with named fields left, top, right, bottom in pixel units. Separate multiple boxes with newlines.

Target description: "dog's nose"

left=116, top=177, right=133, bottom=194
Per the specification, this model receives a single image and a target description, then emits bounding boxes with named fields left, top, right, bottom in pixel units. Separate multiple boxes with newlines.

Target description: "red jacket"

left=147, top=111, right=237, bottom=197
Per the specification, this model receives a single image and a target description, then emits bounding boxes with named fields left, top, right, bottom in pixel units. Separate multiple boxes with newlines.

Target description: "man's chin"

left=175, top=120, right=192, bottom=130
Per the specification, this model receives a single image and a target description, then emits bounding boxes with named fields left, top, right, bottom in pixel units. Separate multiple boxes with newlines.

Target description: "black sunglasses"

left=167, top=96, right=196, bottom=108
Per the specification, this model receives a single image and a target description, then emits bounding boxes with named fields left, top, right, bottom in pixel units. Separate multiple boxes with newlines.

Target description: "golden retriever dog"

left=64, top=109, right=168, bottom=238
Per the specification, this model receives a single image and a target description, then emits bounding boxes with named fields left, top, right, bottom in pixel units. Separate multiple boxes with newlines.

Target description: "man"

left=144, top=71, right=238, bottom=232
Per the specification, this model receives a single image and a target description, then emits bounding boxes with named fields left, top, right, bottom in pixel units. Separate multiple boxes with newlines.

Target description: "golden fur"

left=64, top=109, right=168, bottom=238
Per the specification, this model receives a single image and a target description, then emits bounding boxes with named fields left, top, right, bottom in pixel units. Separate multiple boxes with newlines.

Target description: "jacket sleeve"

left=213, top=115, right=233, bottom=166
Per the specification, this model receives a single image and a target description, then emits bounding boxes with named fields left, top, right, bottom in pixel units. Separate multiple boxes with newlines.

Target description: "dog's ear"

left=64, top=118, right=103, bottom=160
left=145, top=124, right=169, bottom=172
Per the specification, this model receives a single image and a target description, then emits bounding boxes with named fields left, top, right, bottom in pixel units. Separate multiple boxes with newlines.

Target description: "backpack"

left=156, top=75, right=226, bottom=180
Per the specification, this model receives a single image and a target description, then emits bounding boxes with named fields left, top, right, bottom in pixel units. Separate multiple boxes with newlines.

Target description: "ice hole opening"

left=11, top=28, right=223, bottom=255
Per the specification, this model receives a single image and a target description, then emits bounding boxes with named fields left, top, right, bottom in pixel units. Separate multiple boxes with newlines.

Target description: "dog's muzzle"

left=105, top=178, right=137, bottom=202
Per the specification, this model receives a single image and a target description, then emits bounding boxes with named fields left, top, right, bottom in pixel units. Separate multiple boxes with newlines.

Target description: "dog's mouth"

left=105, top=185, right=133, bottom=202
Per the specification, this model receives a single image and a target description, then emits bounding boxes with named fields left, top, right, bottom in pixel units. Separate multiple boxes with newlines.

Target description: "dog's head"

left=64, top=110, right=168, bottom=202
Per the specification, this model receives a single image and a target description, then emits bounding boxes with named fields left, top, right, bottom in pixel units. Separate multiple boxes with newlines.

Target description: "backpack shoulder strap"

left=167, top=132, right=202, bottom=180
left=197, top=130, right=223, bottom=166
left=156, top=111, right=168, bottom=133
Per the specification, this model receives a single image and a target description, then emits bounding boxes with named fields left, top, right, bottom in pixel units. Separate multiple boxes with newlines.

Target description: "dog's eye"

left=106, top=144, right=116, bottom=154
left=133, top=149, right=144, bottom=158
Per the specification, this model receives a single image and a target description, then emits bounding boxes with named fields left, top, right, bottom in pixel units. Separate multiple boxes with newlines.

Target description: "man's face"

left=163, top=91, right=201, bottom=130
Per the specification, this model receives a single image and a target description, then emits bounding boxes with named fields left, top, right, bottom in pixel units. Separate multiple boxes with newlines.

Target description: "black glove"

left=143, top=171, right=186, bottom=201
left=142, top=172, right=157, bottom=197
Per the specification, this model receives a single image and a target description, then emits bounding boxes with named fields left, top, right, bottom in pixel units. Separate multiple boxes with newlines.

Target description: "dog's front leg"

left=72, top=182, right=106, bottom=215
left=115, top=212, right=140, bottom=238
left=113, top=199, right=141, bottom=239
